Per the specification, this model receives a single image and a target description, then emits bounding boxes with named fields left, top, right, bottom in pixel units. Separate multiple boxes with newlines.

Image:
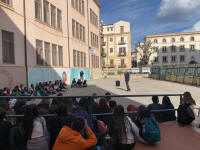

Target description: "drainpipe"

left=66, top=0, right=71, bottom=68
left=23, top=0, right=28, bottom=87
left=87, top=0, right=91, bottom=78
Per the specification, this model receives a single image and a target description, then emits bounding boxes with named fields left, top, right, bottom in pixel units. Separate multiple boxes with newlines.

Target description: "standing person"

left=53, top=117, right=97, bottom=150
left=124, top=71, right=130, bottom=91
left=80, top=71, right=84, bottom=82
left=22, top=104, right=48, bottom=150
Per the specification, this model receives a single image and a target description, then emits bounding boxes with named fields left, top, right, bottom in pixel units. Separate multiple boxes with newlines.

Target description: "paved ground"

left=64, top=78, right=200, bottom=109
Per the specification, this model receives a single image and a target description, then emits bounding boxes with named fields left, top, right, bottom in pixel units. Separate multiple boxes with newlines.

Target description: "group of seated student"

left=0, top=91, right=200, bottom=150
left=71, top=78, right=88, bottom=88
left=0, top=80, right=68, bottom=97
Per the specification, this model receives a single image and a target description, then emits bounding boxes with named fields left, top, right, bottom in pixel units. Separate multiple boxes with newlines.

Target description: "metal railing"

left=0, top=94, right=183, bottom=118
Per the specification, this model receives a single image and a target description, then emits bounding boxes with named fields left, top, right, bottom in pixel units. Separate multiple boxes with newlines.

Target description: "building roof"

left=93, top=0, right=101, bottom=8
left=145, top=31, right=200, bottom=38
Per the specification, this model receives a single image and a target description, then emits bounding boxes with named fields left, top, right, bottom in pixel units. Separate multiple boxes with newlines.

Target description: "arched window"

left=154, top=39, right=158, bottom=43
left=163, top=39, right=166, bottom=43
left=190, top=36, right=195, bottom=41
left=171, top=38, right=175, bottom=42
left=180, top=37, right=184, bottom=42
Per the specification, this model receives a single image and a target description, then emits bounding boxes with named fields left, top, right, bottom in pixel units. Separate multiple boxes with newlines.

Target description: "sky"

left=99, top=0, right=200, bottom=50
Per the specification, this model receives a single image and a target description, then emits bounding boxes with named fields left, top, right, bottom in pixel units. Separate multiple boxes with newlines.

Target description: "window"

left=162, top=46, right=167, bottom=53
left=83, top=26, right=85, bottom=41
left=119, top=47, right=126, bottom=54
left=2, top=30, right=14, bottom=64
left=163, top=39, right=166, bottom=43
left=180, top=37, right=184, bottom=42
left=58, top=46, right=63, bottom=66
left=35, top=0, right=42, bottom=20
left=121, top=37, right=124, bottom=42
left=82, top=0, right=84, bottom=15
left=180, top=55, right=185, bottom=62
left=110, top=38, right=113, bottom=42
left=72, top=19, right=76, bottom=37
left=73, top=50, right=77, bottom=67
left=72, top=0, right=84, bottom=15
left=36, top=40, right=43, bottom=65
left=80, top=52, right=83, bottom=67
left=162, top=56, right=167, bottom=63
left=171, top=45, right=176, bottom=52
left=107, top=27, right=109, bottom=31
left=171, top=38, right=175, bottom=42
left=77, top=51, right=80, bottom=66
left=121, top=59, right=125, bottom=65
left=90, top=9, right=98, bottom=27
left=0, top=0, right=12, bottom=6
left=76, top=22, right=79, bottom=38
left=120, top=26, right=124, bottom=32
left=110, top=48, right=113, bottom=53
left=51, top=5, right=56, bottom=27
left=52, top=44, right=57, bottom=66
left=191, top=36, right=195, bottom=41
left=190, top=45, right=195, bottom=51
left=180, top=45, right=185, bottom=52
left=44, top=42, right=50, bottom=65
left=110, top=59, right=114, bottom=65
left=91, top=32, right=98, bottom=47
left=171, top=56, right=176, bottom=63
left=154, top=47, right=159, bottom=52
left=83, top=53, right=86, bottom=67
left=43, top=0, right=49, bottom=24
left=57, top=9, right=62, bottom=30
left=154, top=57, right=159, bottom=63
left=154, top=39, right=158, bottom=43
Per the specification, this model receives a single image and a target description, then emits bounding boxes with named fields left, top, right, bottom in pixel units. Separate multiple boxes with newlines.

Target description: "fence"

left=0, top=94, right=183, bottom=118
left=151, top=64, right=200, bottom=86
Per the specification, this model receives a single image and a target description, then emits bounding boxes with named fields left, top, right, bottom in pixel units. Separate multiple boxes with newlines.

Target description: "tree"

left=136, top=41, right=155, bottom=66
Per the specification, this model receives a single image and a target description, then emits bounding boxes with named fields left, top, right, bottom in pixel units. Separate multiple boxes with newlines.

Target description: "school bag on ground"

left=177, top=104, right=195, bottom=125
left=140, top=117, right=161, bottom=143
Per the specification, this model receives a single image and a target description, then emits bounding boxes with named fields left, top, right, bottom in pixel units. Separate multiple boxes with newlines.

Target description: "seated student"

left=178, top=92, right=196, bottom=125
left=109, top=100, right=117, bottom=113
left=53, top=117, right=97, bottom=150
left=0, top=107, right=12, bottom=150
left=47, top=104, right=73, bottom=150
left=71, top=79, right=77, bottom=88
left=82, top=80, right=88, bottom=87
left=23, top=87, right=31, bottom=96
left=147, top=96, right=164, bottom=123
left=108, top=105, right=142, bottom=150
left=162, top=96, right=176, bottom=122
left=127, top=104, right=138, bottom=122
left=77, top=79, right=83, bottom=88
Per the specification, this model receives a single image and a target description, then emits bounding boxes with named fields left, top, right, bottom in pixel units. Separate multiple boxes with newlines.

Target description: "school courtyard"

left=65, top=78, right=200, bottom=109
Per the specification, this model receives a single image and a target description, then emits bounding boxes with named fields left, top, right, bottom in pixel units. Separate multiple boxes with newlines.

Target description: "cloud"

left=156, top=0, right=200, bottom=22
left=183, top=21, right=200, bottom=32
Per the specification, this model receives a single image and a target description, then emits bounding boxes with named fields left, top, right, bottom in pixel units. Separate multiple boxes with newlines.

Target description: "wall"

left=28, top=67, right=71, bottom=86
left=70, top=68, right=90, bottom=83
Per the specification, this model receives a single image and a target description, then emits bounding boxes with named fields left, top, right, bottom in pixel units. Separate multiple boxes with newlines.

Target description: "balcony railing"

left=102, top=42, right=106, bottom=46
left=118, top=52, right=127, bottom=56
left=101, top=52, right=106, bottom=57
left=118, top=41, right=126, bottom=45
left=108, top=64, right=115, bottom=68
left=118, top=64, right=127, bottom=68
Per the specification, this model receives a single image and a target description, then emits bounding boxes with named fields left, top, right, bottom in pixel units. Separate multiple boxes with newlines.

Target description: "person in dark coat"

left=162, top=96, right=176, bottom=122
left=47, top=104, right=73, bottom=150
left=124, top=71, right=130, bottom=91
left=147, top=96, right=164, bottom=123
left=0, top=107, right=12, bottom=150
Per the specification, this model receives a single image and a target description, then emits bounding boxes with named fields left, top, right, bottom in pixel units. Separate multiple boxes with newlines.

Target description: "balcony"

left=101, top=52, right=106, bottom=57
left=102, top=42, right=106, bottom=46
left=118, top=52, right=127, bottom=56
left=118, top=64, right=127, bottom=68
left=118, top=41, right=126, bottom=45
left=108, top=64, right=115, bottom=68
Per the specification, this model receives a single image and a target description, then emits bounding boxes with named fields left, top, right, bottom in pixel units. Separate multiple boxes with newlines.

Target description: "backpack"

left=140, top=117, right=161, bottom=143
left=177, top=104, right=195, bottom=125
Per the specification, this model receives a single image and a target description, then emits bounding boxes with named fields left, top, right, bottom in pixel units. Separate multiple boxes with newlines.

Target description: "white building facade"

left=145, top=31, right=200, bottom=66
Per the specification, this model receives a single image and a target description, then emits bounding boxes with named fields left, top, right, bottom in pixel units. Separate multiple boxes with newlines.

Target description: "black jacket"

left=47, top=115, right=73, bottom=150
left=0, top=120, right=12, bottom=150
left=162, top=105, right=176, bottom=122
left=148, top=103, right=164, bottom=123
